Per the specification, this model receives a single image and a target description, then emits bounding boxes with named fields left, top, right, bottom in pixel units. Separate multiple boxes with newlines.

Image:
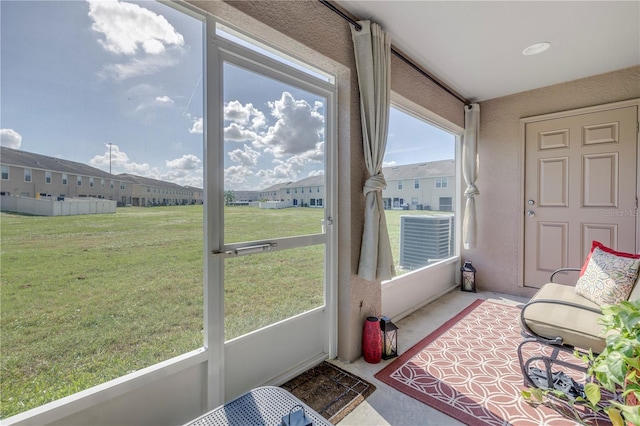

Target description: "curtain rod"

left=319, top=0, right=470, bottom=106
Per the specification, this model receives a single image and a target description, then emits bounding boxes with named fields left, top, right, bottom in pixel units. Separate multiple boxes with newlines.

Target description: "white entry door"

left=523, top=104, right=638, bottom=288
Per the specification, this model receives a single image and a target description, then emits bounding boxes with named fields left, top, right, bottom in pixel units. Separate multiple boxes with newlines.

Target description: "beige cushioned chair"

left=518, top=268, right=640, bottom=391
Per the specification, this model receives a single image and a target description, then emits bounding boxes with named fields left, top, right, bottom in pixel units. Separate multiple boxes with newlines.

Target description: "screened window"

left=219, top=23, right=334, bottom=340
left=384, top=105, right=457, bottom=275
left=2, top=165, right=9, bottom=180
left=2, top=0, right=336, bottom=420
left=0, top=1, right=204, bottom=418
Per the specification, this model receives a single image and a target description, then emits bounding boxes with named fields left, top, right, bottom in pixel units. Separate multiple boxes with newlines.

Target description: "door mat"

left=281, top=361, right=375, bottom=424
left=375, top=299, right=612, bottom=425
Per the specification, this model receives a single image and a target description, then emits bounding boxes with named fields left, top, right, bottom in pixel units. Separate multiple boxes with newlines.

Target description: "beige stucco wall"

left=467, top=66, right=640, bottom=298
left=217, top=0, right=463, bottom=362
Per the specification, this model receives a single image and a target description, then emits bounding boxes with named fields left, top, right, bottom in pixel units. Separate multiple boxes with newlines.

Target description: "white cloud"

left=87, top=0, right=183, bottom=56
left=223, top=93, right=325, bottom=160
left=88, top=144, right=203, bottom=188
left=87, top=0, right=185, bottom=80
left=256, top=92, right=324, bottom=157
left=99, top=53, right=181, bottom=81
left=224, top=100, right=266, bottom=129
left=163, top=168, right=203, bottom=188
left=156, top=95, right=174, bottom=104
left=166, top=154, right=201, bottom=170
left=89, top=143, right=158, bottom=177
left=299, top=141, right=324, bottom=163
left=123, top=162, right=160, bottom=178
left=308, top=169, right=324, bottom=177
left=228, top=144, right=260, bottom=167
left=122, top=86, right=175, bottom=114
left=89, top=144, right=128, bottom=168
left=224, top=165, right=255, bottom=188
left=0, top=129, right=22, bottom=149
left=383, top=160, right=397, bottom=167
left=224, top=123, right=258, bottom=142
left=256, top=155, right=307, bottom=186
left=189, top=117, right=203, bottom=134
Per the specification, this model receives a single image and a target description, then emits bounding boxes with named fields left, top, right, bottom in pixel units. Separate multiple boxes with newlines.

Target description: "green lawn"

left=0, top=206, right=440, bottom=418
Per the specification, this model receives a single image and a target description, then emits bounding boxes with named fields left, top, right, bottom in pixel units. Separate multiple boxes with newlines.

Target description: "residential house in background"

left=119, top=173, right=201, bottom=206
left=0, top=146, right=131, bottom=204
left=382, top=159, right=454, bottom=211
left=0, top=147, right=202, bottom=210
left=252, top=160, right=455, bottom=211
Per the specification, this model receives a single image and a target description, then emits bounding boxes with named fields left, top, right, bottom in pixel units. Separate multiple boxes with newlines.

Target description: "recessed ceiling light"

left=522, top=42, right=551, bottom=56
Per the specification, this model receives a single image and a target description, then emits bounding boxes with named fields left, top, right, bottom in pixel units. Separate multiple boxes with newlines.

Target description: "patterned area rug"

left=282, top=361, right=375, bottom=425
left=375, top=299, right=611, bottom=425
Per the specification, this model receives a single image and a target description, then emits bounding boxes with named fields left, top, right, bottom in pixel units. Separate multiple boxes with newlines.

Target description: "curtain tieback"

left=363, top=173, right=387, bottom=196
left=464, top=184, right=479, bottom=198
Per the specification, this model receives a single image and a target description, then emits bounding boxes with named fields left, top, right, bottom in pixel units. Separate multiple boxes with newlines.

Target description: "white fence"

left=259, top=200, right=292, bottom=209
left=0, top=196, right=116, bottom=216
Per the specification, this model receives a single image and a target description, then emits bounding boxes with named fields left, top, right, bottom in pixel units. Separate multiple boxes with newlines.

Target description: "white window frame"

left=209, top=21, right=338, bottom=407
left=77, top=176, right=82, bottom=187
left=45, top=171, right=52, bottom=184
left=3, top=2, right=341, bottom=422
left=414, top=179, right=419, bottom=189
left=397, top=180, right=403, bottom=190
left=2, top=165, right=9, bottom=180
left=62, top=174, right=68, bottom=185
left=383, top=95, right=463, bottom=281
left=24, top=168, right=32, bottom=182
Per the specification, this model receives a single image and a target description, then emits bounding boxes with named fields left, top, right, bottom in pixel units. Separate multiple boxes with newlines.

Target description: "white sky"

left=1, top=0, right=455, bottom=191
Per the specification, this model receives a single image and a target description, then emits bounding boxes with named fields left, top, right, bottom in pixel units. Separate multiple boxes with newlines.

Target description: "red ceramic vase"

left=363, top=316, right=382, bottom=364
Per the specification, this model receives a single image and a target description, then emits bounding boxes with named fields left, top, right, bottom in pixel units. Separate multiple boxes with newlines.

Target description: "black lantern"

left=460, top=261, right=476, bottom=292
left=379, top=316, right=398, bottom=359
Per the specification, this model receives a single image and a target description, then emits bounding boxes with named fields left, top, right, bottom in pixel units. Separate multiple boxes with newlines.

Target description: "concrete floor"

left=332, top=289, right=529, bottom=426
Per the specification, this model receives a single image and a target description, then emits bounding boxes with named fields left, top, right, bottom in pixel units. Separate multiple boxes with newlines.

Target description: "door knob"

left=527, top=210, right=535, bottom=217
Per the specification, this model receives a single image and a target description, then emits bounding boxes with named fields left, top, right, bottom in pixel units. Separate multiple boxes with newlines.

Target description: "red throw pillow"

left=580, top=240, right=640, bottom=276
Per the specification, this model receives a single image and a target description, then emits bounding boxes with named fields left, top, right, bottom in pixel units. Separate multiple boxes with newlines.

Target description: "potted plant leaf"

left=576, top=299, right=640, bottom=426
left=522, top=300, right=640, bottom=426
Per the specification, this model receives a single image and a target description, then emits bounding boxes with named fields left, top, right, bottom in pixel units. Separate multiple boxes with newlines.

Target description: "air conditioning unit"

left=399, top=214, right=454, bottom=271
